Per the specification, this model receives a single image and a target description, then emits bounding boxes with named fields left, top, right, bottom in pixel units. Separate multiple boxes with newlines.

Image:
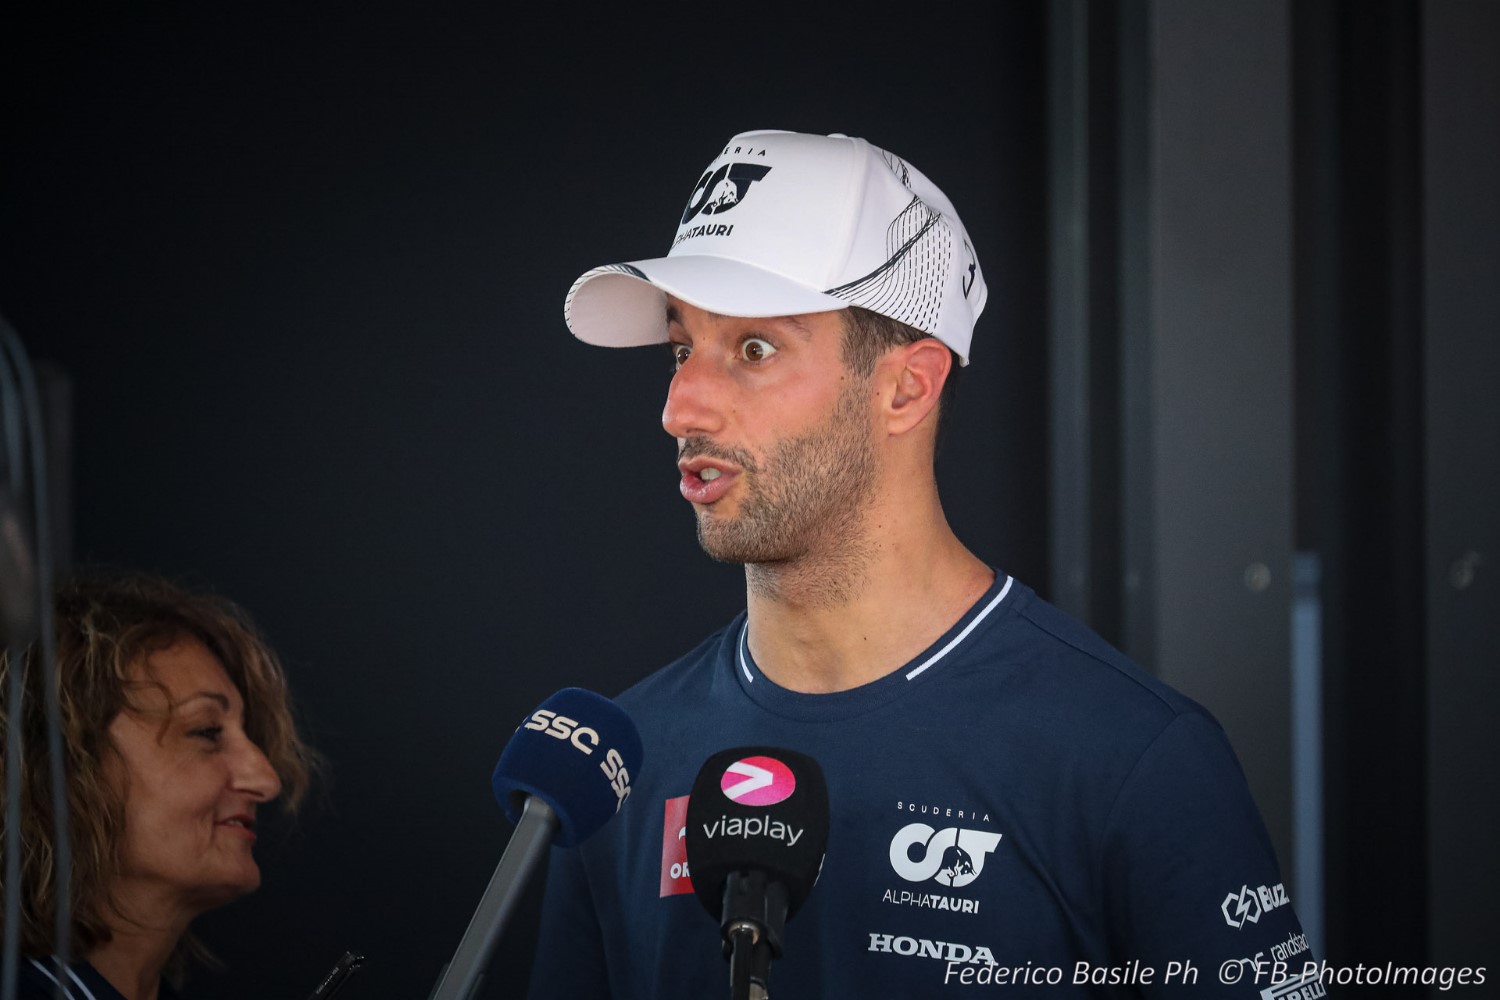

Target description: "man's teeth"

left=700, top=469, right=722, bottom=482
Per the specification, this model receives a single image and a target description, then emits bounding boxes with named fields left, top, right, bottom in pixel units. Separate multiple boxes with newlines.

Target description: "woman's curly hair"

left=0, top=569, right=316, bottom=967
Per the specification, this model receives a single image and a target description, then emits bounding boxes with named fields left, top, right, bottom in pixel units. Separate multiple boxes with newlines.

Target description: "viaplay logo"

left=720, top=755, right=796, bottom=806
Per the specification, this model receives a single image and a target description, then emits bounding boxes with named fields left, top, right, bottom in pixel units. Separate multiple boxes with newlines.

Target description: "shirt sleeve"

left=526, top=844, right=612, bottom=1000
left=1102, top=712, right=1315, bottom=997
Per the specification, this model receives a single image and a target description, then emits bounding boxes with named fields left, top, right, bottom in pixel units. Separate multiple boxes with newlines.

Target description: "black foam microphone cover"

left=491, top=687, right=642, bottom=848
left=684, top=746, right=829, bottom=923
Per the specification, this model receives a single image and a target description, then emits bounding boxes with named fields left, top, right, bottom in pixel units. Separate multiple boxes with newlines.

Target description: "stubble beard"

left=686, top=377, right=880, bottom=607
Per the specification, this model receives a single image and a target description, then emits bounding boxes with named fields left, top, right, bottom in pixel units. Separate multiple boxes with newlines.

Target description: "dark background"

left=2, top=4, right=1049, bottom=997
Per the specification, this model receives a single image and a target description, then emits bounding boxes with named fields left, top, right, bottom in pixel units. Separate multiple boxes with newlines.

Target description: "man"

left=529, top=130, right=1308, bottom=997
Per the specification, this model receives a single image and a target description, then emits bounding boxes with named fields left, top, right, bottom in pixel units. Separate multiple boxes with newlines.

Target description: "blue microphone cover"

left=491, top=687, right=643, bottom=847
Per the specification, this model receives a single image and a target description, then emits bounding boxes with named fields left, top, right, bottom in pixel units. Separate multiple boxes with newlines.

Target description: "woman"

left=2, top=570, right=317, bottom=1000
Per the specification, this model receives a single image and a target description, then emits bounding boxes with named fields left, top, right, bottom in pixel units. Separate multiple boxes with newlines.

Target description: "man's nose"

left=662, top=353, right=727, bottom=440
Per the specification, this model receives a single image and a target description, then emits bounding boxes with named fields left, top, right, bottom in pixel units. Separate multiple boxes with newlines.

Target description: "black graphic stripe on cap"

left=825, top=197, right=950, bottom=334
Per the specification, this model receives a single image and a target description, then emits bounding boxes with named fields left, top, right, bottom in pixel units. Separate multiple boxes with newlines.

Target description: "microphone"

left=684, top=747, right=829, bottom=1000
left=428, top=688, right=642, bottom=1000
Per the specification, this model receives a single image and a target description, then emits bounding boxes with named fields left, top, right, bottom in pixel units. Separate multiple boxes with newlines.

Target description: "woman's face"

left=107, top=637, right=282, bottom=920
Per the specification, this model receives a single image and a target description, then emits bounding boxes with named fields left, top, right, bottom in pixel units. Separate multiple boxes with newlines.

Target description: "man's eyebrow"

left=777, top=314, right=815, bottom=340
left=665, top=303, right=733, bottom=325
left=664, top=303, right=815, bottom=340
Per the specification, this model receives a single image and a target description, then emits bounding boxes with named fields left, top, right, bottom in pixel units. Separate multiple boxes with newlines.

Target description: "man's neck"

left=743, top=505, right=993, bottom=694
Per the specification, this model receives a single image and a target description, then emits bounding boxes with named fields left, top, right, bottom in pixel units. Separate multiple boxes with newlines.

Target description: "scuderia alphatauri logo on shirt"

left=882, top=801, right=1003, bottom=916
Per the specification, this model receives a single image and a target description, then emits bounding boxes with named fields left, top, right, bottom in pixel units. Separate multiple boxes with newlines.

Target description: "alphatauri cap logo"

left=680, top=163, right=773, bottom=224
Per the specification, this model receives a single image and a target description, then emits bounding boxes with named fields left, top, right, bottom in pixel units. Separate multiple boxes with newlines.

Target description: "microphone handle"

left=727, top=924, right=771, bottom=1000
left=728, top=923, right=754, bottom=1000
left=749, top=937, right=771, bottom=999
left=429, top=796, right=558, bottom=1000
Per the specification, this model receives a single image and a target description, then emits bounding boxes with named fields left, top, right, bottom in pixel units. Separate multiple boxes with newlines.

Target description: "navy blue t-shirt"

left=15, top=958, right=181, bottom=1000
left=528, top=574, right=1312, bottom=998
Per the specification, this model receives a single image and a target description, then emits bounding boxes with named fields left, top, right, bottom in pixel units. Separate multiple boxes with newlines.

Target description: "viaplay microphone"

left=428, top=688, right=642, bottom=1000
left=685, top=747, right=829, bottom=1000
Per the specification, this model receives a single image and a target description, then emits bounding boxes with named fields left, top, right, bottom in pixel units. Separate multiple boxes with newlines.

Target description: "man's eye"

left=671, top=344, right=692, bottom=370
left=740, top=338, right=777, bottom=362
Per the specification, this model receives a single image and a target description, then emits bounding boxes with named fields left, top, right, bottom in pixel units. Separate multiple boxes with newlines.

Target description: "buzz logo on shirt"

left=1221, top=881, right=1290, bottom=928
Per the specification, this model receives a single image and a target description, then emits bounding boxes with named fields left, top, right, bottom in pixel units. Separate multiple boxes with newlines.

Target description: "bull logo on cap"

left=681, top=163, right=773, bottom=225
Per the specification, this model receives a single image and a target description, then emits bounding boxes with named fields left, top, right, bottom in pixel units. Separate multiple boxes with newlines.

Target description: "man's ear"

left=883, top=338, right=951, bottom=436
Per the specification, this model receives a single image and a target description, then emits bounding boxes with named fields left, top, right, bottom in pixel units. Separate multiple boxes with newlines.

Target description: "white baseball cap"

left=563, top=129, right=987, bottom=365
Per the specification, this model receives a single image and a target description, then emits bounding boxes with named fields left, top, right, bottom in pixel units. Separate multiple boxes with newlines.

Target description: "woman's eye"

left=740, top=338, right=777, bottom=362
left=190, top=726, right=224, bottom=743
left=670, top=344, right=692, bottom=370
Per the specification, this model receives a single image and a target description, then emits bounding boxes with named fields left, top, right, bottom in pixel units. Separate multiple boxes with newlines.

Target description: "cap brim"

left=565, top=255, right=849, bottom=348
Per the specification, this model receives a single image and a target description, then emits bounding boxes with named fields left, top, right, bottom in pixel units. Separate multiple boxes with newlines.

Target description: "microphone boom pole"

left=425, top=688, right=641, bottom=1000
left=428, top=797, right=558, bottom=1000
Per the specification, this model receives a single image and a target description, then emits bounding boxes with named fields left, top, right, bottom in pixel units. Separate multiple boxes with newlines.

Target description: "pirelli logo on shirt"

left=1258, top=969, right=1327, bottom=1000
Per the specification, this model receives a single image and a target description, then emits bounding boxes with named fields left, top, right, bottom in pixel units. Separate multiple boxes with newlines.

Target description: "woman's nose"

left=234, top=739, right=283, bottom=802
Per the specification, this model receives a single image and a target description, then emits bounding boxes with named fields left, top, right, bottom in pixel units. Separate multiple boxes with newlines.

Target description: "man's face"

left=662, top=297, right=879, bottom=564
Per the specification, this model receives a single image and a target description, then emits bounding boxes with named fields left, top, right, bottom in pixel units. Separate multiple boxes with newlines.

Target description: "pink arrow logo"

left=720, top=755, right=796, bottom=806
